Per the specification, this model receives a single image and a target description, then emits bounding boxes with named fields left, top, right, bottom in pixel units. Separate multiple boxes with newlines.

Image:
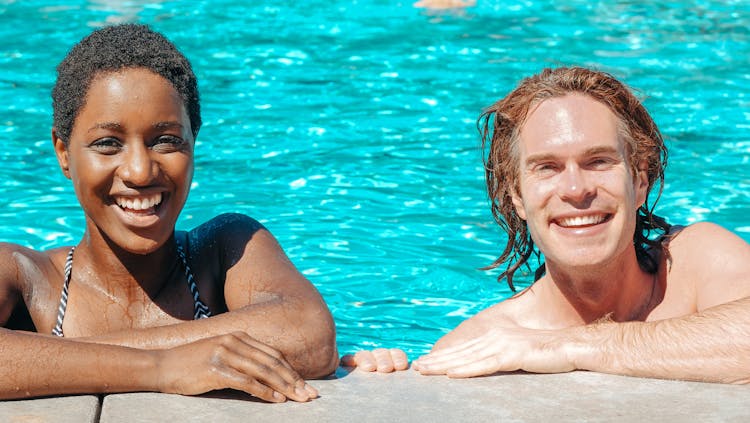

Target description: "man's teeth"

left=115, top=193, right=162, bottom=211
left=558, top=214, right=606, bottom=228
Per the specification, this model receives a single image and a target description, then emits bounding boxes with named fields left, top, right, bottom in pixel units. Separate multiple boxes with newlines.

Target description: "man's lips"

left=553, top=213, right=611, bottom=228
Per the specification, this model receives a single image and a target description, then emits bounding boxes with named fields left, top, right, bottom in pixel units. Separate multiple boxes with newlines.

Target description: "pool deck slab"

left=3, top=368, right=749, bottom=422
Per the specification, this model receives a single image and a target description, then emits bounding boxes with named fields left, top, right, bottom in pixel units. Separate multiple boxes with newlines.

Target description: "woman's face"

left=54, top=67, right=194, bottom=254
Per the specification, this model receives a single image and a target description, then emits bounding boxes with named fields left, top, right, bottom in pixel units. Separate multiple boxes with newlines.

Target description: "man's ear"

left=52, top=129, right=71, bottom=179
left=511, top=188, right=527, bottom=221
left=634, top=161, right=649, bottom=208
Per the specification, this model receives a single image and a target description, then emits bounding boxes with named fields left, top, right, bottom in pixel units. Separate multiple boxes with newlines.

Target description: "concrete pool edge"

left=3, top=369, right=749, bottom=422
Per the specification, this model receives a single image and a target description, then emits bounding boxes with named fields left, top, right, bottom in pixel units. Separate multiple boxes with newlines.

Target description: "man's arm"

left=568, top=296, right=750, bottom=383
left=414, top=296, right=750, bottom=383
left=415, top=223, right=750, bottom=383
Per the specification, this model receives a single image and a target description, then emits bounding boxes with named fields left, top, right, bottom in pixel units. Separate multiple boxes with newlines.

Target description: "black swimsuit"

left=51, top=240, right=211, bottom=337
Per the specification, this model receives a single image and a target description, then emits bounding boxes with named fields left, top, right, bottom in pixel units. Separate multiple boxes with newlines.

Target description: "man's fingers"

left=390, top=348, right=409, bottom=370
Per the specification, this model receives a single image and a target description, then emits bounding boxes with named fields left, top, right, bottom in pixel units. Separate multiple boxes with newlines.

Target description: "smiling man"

left=346, top=67, right=750, bottom=383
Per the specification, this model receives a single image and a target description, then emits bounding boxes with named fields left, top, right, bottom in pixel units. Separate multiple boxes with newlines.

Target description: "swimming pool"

left=1, top=0, right=748, bottom=358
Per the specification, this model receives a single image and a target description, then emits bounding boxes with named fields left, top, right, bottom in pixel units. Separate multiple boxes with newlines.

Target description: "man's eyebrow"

left=582, top=146, right=621, bottom=157
left=524, top=152, right=557, bottom=166
left=524, top=146, right=622, bottom=165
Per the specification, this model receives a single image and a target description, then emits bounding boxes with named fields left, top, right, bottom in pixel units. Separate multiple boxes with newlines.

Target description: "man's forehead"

left=518, top=94, right=623, bottom=157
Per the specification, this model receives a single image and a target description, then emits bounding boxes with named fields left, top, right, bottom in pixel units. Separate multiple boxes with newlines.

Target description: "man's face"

left=511, top=93, right=648, bottom=271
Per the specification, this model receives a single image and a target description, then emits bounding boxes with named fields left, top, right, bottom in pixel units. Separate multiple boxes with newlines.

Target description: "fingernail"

left=273, top=391, right=286, bottom=402
left=305, top=385, right=319, bottom=398
left=295, top=387, right=308, bottom=399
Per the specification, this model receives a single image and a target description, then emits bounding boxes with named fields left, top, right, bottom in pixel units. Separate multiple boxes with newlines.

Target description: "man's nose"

left=557, top=165, right=595, bottom=205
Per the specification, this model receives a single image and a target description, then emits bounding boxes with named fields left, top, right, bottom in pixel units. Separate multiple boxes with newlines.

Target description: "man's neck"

left=542, top=247, right=656, bottom=324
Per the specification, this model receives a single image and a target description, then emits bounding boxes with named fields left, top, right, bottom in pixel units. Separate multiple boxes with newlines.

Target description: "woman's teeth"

left=115, top=193, right=162, bottom=211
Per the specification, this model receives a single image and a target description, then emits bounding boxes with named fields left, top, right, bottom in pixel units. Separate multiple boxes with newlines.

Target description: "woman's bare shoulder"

left=0, top=243, right=63, bottom=286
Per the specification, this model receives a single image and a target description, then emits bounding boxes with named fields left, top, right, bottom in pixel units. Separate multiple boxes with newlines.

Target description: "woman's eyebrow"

left=154, top=121, right=184, bottom=130
left=88, top=121, right=124, bottom=133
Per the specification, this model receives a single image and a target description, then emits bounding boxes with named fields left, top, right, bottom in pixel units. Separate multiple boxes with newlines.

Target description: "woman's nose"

left=117, top=143, right=157, bottom=186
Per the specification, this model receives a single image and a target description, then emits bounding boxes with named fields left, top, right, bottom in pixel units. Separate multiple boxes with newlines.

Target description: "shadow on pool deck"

left=2, top=368, right=749, bottom=422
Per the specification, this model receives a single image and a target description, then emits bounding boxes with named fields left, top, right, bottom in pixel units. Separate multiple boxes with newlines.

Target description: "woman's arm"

left=0, top=328, right=318, bottom=401
left=82, top=214, right=338, bottom=379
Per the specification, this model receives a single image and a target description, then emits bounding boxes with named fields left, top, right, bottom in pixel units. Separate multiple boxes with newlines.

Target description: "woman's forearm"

left=81, top=297, right=338, bottom=378
left=0, top=328, right=158, bottom=399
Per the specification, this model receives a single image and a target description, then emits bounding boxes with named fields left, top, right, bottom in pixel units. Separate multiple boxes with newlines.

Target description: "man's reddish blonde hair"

left=479, top=66, right=669, bottom=290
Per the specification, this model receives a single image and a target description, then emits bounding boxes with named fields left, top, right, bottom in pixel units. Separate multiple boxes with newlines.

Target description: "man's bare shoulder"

left=432, top=287, right=537, bottom=350
left=661, top=222, right=750, bottom=311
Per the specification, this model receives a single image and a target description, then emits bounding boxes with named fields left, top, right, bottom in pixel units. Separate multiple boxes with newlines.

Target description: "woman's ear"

left=52, top=129, right=71, bottom=179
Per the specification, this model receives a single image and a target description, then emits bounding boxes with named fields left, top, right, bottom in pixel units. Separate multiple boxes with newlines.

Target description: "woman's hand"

left=340, top=348, right=409, bottom=373
left=155, top=332, right=318, bottom=402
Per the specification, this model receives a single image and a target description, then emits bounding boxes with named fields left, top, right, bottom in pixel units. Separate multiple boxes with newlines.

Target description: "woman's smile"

left=56, top=67, right=194, bottom=253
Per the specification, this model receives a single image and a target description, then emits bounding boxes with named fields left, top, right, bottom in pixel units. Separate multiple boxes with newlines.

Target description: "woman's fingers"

left=219, top=333, right=315, bottom=402
left=341, top=349, right=410, bottom=372
left=157, top=332, right=317, bottom=402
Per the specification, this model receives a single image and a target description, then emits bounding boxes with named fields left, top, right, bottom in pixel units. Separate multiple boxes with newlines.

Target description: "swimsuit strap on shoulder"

left=175, top=239, right=212, bottom=319
left=52, top=247, right=76, bottom=337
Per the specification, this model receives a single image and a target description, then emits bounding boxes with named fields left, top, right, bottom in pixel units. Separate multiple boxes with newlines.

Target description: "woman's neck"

left=74, top=227, right=181, bottom=301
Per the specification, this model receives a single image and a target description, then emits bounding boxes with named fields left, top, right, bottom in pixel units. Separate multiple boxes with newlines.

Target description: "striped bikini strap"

left=52, top=247, right=76, bottom=337
left=175, top=240, right=211, bottom=319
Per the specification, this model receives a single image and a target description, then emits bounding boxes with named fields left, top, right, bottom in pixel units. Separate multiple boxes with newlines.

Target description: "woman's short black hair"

left=52, top=23, right=201, bottom=144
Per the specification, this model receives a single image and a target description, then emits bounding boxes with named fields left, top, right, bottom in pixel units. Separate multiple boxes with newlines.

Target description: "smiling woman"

left=0, top=24, right=337, bottom=402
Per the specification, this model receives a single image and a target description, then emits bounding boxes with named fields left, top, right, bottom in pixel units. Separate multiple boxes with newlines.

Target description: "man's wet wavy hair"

left=479, top=66, right=670, bottom=291
left=52, top=23, right=201, bottom=144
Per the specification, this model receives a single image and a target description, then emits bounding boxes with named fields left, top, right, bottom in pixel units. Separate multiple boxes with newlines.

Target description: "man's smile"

left=553, top=213, right=611, bottom=228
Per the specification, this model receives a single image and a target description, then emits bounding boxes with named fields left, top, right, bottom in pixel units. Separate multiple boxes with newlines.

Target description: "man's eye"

left=534, top=163, right=558, bottom=174
left=588, top=158, right=615, bottom=169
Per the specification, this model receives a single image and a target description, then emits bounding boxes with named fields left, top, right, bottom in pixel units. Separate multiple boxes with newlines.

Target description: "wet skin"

left=0, top=68, right=337, bottom=401
left=54, top=68, right=194, bottom=256
left=511, top=93, right=648, bottom=274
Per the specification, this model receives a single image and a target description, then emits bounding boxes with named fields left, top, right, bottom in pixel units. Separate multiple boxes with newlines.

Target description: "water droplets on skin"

left=1, top=0, right=749, bottom=359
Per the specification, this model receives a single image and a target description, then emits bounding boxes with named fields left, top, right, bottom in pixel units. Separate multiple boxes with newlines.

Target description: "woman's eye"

left=151, top=135, right=187, bottom=152
left=89, top=138, right=122, bottom=154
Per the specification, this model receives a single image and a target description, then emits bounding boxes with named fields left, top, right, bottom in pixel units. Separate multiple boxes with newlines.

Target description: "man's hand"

left=340, top=349, right=409, bottom=373
left=413, top=326, right=577, bottom=377
left=155, top=332, right=318, bottom=402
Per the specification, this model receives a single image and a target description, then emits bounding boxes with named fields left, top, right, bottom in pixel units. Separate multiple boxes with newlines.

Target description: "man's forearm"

left=567, top=296, right=750, bottom=384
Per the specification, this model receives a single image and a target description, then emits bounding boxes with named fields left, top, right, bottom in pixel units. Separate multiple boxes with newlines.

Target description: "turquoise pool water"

left=1, top=1, right=749, bottom=358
